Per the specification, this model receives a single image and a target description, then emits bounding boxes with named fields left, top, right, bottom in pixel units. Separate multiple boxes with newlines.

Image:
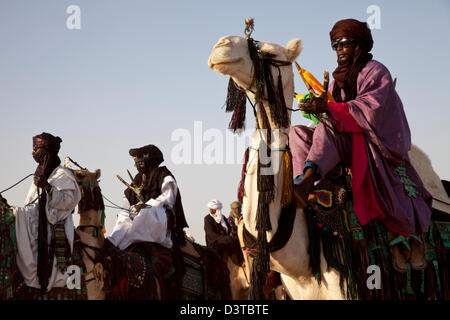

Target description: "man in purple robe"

left=289, top=19, right=432, bottom=273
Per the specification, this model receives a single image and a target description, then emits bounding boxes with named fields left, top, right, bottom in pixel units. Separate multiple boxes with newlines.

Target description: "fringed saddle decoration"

left=305, top=164, right=450, bottom=300
left=99, top=243, right=160, bottom=300
left=305, top=176, right=356, bottom=299
left=189, top=241, right=232, bottom=300
left=0, top=197, right=17, bottom=300
left=181, top=254, right=206, bottom=300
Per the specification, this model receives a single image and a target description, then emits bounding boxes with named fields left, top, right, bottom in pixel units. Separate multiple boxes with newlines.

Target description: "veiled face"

left=32, top=140, right=46, bottom=163
left=209, top=208, right=217, bottom=214
left=134, top=158, right=146, bottom=173
left=335, top=40, right=356, bottom=66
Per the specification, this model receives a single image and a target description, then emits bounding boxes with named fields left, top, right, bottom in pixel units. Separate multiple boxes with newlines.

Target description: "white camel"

left=209, top=35, right=344, bottom=299
left=208, top=34, right=450, bottom=300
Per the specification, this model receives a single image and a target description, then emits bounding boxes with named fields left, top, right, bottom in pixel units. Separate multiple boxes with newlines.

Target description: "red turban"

left=33, top=132, right=62, bottom=154
left=330, top=19, right=373, bottom=52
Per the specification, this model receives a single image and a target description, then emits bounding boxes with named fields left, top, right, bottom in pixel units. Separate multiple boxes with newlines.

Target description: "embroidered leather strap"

left=389, top=234, right=411, bottom=251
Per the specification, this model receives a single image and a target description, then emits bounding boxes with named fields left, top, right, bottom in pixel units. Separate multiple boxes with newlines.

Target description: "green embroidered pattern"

left=0, top=206, right=16, bottom=300
left=435, top=221, right=450, bottom=249
left=395, top=166, right=418, bottom=198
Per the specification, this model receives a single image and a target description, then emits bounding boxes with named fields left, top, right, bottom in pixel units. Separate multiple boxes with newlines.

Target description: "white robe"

left=14, top=166, right=81, bottom=291
left=108, top=175, right=176, bottom=250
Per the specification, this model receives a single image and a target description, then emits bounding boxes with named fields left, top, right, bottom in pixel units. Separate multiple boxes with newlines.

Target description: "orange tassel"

left=295, top=62, right=335, bottom=103
left=281, top=150, right=293, bottom=208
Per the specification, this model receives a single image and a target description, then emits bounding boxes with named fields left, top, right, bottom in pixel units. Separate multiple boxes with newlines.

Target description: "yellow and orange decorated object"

left=295, top=62, right=335, bottom=103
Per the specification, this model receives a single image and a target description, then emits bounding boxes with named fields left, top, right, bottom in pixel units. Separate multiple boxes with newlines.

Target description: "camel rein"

left=0, top=173, right=34, bottom=194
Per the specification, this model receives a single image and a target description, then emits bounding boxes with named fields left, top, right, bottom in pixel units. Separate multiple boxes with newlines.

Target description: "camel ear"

left=94, top=263, right=104, bottom=290
left=94, top=169, right=101, bottom=180
left=285, top=38, right=302, bottom=62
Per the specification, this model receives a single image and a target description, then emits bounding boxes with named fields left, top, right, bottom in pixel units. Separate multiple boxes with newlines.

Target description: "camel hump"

left=409, top=144, right=450, bottom=215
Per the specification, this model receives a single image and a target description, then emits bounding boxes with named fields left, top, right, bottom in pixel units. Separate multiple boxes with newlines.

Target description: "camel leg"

left=226, top=257, right=249, bottom=300
left=280, top=267, right=345, bottom=300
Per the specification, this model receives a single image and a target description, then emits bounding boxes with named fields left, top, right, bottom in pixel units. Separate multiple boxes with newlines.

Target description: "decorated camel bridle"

left=226, top=19, right=332, bottom=300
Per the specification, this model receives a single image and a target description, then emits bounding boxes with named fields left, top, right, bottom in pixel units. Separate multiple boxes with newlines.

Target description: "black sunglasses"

left=331, top=38, right=355, bottom=50
left=134, top=158, right=146, bottom=166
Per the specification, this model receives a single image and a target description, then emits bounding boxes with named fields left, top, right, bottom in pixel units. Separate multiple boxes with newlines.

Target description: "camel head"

left=72, top=168, right=105, bottom=228
left=208, top=35, right=302, bottom=98
left=73, top=168, right=101, bottom=185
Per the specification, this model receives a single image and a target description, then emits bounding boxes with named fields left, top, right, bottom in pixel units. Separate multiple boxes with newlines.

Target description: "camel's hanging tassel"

left=276, top=67, right=291, bottom=128
left=226, top=78, right=247, bottom=133
left=249, top=148, right=275, bottom=300
left=249, top=252, right=268, bottom=300
left=263, top=60, right=282, bottom=127
left=93, top=185, right=105, bottom=211
left=247, top=38, right=265, bottom=102
left=256, top=194, right=271, bottom=232
left=237, top=147, right=250, bottom=204
left=258, top=103, right=272, bottom=149
left=305, top=205, right=322, bottom=285
left=280, top=149, right=293, bottom=208
left=256, top=146, right=273, bottom=234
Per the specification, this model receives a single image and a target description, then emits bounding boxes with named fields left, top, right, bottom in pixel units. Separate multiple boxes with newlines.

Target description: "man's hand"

left=299, top=95, right=329, bottom=114
left=34, top=176, right=51, bottom=193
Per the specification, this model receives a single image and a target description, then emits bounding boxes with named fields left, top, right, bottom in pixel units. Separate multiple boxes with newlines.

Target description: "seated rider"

left=14, top=133, right=81, bottom=293
left=289, top=19, right=432, bottom=273
left=107, top=145, right=189, bottom=293
left=204, top=200, right=244, bottom=267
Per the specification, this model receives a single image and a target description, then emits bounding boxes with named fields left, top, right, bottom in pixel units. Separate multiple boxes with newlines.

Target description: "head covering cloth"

left=33, top=132, right=62, bottom=179
left=125, top=144, right=165, bottom=205
left=229, top=201, right=242, bottom=220
left=330, top=19, right=374, bottom=102
left=208, top=199, right=228, bottom=233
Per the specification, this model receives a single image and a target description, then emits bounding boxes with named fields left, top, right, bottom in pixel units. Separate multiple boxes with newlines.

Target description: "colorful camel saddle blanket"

left=182, top=252, right=206, bottom=299
left=434, top=221, right=450, bottom=249
left=310, top=178, right=348, bottom=239
left=101, top=242, right=166, bottom=300
left=187, top=242, right=232, bottom=300
left=0, top=200, right=17, bottom=300
left=306, top=173, right=450, bottom=300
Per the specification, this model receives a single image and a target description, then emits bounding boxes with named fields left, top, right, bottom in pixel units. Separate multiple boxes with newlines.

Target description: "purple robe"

left=289, top=60, right=432, bottom=235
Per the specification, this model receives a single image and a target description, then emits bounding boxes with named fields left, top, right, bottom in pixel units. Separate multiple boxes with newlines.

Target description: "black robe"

left=204, top=214, right=244, bottom=266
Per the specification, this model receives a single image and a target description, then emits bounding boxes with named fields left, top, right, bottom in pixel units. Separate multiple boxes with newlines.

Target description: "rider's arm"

left=145, top=176, right=177, bottom=208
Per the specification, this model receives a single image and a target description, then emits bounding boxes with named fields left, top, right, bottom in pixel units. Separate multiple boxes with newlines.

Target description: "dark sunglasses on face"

left=331, top=38, right=355, bottom=50
left=134, top=159, right=145, bottom=167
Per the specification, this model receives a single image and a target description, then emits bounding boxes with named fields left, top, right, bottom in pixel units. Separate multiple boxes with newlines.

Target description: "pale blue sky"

left=1, top=0, right=449, bottom=244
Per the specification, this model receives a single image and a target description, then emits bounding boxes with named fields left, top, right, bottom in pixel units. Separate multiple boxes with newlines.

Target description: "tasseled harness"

left=225, top=20, right=298, bottom=299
